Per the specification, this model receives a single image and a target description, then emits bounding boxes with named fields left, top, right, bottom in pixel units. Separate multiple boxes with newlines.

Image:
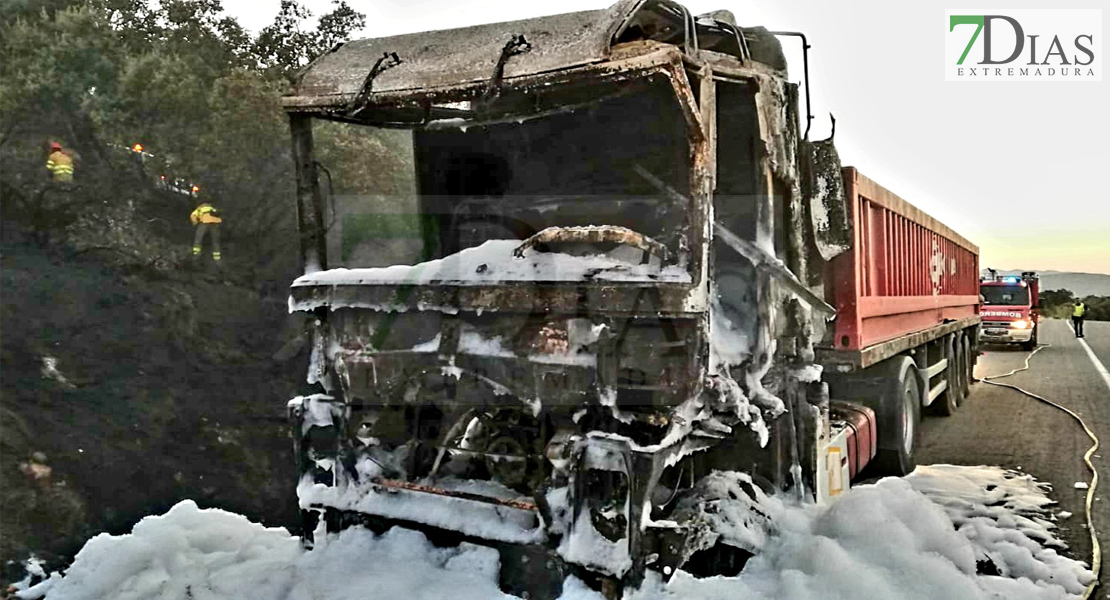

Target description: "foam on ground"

left=20, top=466, right=1094, bottom=600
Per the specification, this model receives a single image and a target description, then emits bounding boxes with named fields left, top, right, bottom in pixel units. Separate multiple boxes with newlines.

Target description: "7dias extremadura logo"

left=945, top=10, right=1101, bottom=81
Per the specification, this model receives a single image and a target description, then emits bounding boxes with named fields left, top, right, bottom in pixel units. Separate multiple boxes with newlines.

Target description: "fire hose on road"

left=978, top=343, right=1102, bottom=599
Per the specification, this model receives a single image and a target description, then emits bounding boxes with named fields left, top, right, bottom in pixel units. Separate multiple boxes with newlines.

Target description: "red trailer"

left=819, top=167, right=981, bottom=474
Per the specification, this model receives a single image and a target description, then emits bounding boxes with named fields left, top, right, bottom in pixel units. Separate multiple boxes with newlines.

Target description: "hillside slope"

left=0, top=228, right=307, bottom=575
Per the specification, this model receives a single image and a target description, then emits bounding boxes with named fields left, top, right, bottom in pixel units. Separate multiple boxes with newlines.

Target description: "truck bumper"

left=978, top=325, right=1033, bottom=344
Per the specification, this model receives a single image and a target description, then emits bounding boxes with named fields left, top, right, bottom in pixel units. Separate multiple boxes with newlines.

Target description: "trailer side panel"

left=828, top=167, right=980, bottom=353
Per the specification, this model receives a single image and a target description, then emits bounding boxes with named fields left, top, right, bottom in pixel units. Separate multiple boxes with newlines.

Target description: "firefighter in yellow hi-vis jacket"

left=189, top=194, right=223, bottom=263
left=46, top=142, right=75, bottom=182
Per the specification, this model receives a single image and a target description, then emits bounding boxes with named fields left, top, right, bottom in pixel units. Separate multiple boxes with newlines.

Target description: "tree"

left=1038, top=289, right=1110, bottom=321
left=313, top=0, right=364, bottom=56
left=0, top=0, right=409, bottom=281
left=1082, top=296, right=1110, bottom=322
left=0, top=0, right=81, bottom=25
left=1038, top=288, right=1075, bottom=318
left=0, top=6, right=122, bottom=149
left=251, top=0, right=365, bottom=79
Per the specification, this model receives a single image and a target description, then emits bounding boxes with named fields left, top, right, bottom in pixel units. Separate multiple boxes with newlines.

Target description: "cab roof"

left=282, top=0, right=775, bottom=114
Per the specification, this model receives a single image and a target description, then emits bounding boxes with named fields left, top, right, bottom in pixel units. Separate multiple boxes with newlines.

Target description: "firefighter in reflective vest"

left=189, top=195, right=222, bottom=262
left=46, top=142, right=74, bottom=182
left=1072, top=301, right=1087, bottom=338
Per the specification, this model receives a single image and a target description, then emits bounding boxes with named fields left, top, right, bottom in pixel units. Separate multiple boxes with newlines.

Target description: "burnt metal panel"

left=290, top=3, right=640, bottom=103
left=289, top=282, right=700, bottom=316
left=290, top=114, right=327, bottom=271
left=336, top=350, right=695, bottom=412
left=285, top=0, right=762, bottom=113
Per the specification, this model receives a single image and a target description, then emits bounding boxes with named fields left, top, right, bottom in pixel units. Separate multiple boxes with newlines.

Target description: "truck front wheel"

left=1022, top=326, right=1038, bottom=351
left=872, top=357, right=921, bottom=476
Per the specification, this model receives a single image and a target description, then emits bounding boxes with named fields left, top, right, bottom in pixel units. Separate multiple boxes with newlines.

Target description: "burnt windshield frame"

left=289, top=48, right=710, bottom=288
left=411, top=75, right=694, bottom=268
left=980, top=285, right=1030, bottom=306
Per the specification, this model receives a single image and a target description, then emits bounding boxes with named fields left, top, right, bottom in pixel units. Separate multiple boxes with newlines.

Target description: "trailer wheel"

left=959, top=335, right=972, bottom=397
left=965, top=333, right=979, bottom=384
left=936, top=337, right=965, bottom=417
left=872, top=357, right=920, bottom=476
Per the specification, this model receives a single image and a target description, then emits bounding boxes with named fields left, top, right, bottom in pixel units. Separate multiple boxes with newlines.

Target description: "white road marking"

left=1069, top=322, right=1110, bottom=393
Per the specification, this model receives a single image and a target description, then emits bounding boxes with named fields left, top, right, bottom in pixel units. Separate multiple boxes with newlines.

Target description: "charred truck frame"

left=281, top=1, right=981, bottom=596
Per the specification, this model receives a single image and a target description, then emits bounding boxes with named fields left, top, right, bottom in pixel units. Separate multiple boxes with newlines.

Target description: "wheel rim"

left=963, top=338, right=973, bottom=390
left=963, top=338, right=972, bottom=394
left=954, top=342, right=964, bottom=403
left=944, top=340, right=959, bottom=411
left=903, top=384, right=915, bottom=455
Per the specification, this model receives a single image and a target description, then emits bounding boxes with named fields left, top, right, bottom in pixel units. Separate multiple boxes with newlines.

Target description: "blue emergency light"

left=1005, top=276, right=1019, bottom=283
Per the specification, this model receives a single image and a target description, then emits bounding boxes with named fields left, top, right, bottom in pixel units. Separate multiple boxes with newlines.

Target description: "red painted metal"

left=830, top=402, right=877, bottom=479
left=828, top=168, right=980, bottom=352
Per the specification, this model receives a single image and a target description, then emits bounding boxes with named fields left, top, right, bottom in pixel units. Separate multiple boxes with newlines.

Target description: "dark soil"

left=0, top=223, right=309, bottom=580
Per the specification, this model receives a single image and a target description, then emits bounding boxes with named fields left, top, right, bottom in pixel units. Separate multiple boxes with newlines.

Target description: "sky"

left=223, top=0, right=1109, bottom=274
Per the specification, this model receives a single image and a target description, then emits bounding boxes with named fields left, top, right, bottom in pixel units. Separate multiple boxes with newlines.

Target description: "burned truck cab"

left=283, top=0, right=847, bottom=594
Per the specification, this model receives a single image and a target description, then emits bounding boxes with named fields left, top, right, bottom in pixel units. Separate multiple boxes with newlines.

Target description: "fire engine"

left=979, top=270, right=1039, bottom=350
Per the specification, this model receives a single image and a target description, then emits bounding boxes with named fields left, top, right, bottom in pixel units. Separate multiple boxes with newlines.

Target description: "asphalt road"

left=918, top=318, right=1110, bottom=584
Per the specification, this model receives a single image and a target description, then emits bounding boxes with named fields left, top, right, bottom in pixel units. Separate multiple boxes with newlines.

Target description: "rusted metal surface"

left=289, top=281, right=702, bottom=316
left=342, top=347, right=695, bottom=411
left=697, top=66, right=717, bottom=188
left=285, top=44, right=687, bottom=131
left=513, top=226, right=669, bottom=261
left=289, top=4, right=630, bottom=103
left=285, top=0, right=761, bottom=114
left=344, top=52, right=402, bottom=117
left=289, top=114, right=327, bottom=272
left=801, top=137, right=851, bottom=262
left=326, top=308, right=701, bottom=411
left=374, top=478, right=539, bottom=512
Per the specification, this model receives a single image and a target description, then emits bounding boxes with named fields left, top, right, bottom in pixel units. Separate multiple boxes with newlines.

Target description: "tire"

left=871, top=357, right=921, bottom=476
left=965, top=335, right=978, bottom=385
left=1021, top=326, right=1037, bottom=351
left=932, top=337, right=967, bottom=417
left=936, top=337, right=965, bottom=417
left=959, top=335, right=972, bottom=397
